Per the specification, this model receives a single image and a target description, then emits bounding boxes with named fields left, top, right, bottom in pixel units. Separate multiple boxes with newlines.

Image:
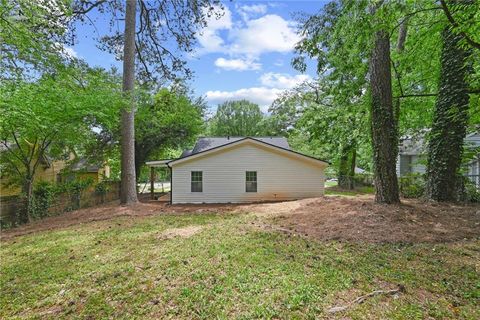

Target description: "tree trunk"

left=338, top=145, right=350, bottom=189
left=426, top=27, right=470, bottom=202
left=120, top=0, right=138, bottom=204
left=348, top=148, right=356, bottom=189
left=369, top=30, right=400, bottom=204
left=21, top=177, right=33, bottom=224
left=338, top=144, right=356, bottom=190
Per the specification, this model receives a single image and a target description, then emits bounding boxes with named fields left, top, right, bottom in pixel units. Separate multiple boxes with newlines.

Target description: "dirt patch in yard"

left=2, top=194, right=479, bottom=244
left=0, top=201, right=238, bottom=241
left=158, top=225, right=204, bottom=239
left=253, top=195, right=480, bottom=243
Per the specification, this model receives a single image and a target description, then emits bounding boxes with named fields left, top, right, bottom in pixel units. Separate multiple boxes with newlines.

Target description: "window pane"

left=246, top=171, right=257, bottom=192
left=191, top=171, right=202, bottom=192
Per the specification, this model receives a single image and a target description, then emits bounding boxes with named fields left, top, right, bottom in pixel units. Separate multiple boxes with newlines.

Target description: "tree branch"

left=390, top=7, right=441, bottom=38
left=2, top=139, right=27, bottom=165
left=11, top=132, right=28, bottom=164
left=395, top=88, right=480, bottom=99
left=440, top=0, right=480, bottom=50
left=72, top=0, right=108, bottom=16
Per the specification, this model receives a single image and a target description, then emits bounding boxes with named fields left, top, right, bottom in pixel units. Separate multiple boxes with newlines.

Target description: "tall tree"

left=208, top=100, right=265, bottom=136
left=0, top=66, right=122, bottom=222
left=134, top=88, right=204, bottom=178
left=369, top=29, right=400, bottom=203
left=426, top=27, right=471, bottom=201
left=73, top=0, right=222, bottom=204
left=120, top=0, right=138, bottom=204
left=425, top=0, right=479, bottom=201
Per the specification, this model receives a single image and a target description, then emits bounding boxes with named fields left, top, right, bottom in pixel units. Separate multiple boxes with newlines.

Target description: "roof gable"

left=168, top=137, right=329, bottom=167
left=187, top=137, right=290, bottom=156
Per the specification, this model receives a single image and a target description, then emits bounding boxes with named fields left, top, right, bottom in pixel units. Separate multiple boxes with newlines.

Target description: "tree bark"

left=120, top=0, right=138, bottom=204
left=426, top=27, right=470, bottom=202
left=21, top=177, right=33, bottom=223
left=369, top=30, right=400, bottom=204
left=348, top=148, right=356, bottom=189
left=338, top=143, right=356, bottom=190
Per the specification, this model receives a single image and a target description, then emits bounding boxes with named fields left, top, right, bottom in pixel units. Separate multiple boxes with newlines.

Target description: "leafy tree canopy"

left=0, top=63, right=123, bottom=222
left=134, top=87, right=205, bottom=176
left=208, top=100, right=266, bottom=137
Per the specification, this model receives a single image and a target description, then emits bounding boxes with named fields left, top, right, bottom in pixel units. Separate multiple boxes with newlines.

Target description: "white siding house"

left=166, top=137, right=328, bottom=204
left=397, top=132, right=480, bottom=187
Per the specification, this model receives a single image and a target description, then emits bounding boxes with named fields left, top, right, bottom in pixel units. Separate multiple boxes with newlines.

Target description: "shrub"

left=58, top=178, right=94, bottom=211
left=94, top=181, right=110, bottom=195
left=399, top=173, right=425, bottom=198
left=95, top=181, right=111, bottom=203
left=463, top=179, right=480, bottom=203
left=353, top=173, right=374, bottom=187
left=32, top=181, right=58, bottom=219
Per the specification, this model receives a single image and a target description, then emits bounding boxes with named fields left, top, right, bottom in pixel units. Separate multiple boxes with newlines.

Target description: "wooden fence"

left=0, top=182, right=120, bottom=227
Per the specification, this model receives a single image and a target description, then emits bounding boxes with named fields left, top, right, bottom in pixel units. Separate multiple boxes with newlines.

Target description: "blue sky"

left=70, top=1, right=328, bottom=112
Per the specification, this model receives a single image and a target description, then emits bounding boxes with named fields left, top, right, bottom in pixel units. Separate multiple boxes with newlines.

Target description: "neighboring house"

left=0, top=156, right=110, bottom=197
left=1, top=155, right=69, bottom=196
left=65, top=158, right=110, bottom=183
left=147, top=137, right=329, bottom=204
left=397, top=132, right=480, bottom=187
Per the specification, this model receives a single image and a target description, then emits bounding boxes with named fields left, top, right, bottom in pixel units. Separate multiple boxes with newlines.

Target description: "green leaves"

left=134, top=87, right=204, bottom=174
left=0, top=64, right=124, bottom=188
left=207, top=100, right=266, bottom=137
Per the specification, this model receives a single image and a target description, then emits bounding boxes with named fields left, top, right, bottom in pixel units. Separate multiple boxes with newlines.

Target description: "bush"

left=32, top=181, right=58, bottom=219
left=95, top=181, right=111, bottom=203
left=353, top=173, right=374, bottom=187
left=57, top=178, right=93, bottom=211
left=463, top=179, right=480, bottom=203
left=94, top=181, right=110, bottom=195
left=399, top=173, right=425, bottom=198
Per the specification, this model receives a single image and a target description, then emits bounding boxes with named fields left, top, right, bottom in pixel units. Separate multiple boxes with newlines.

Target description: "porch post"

left=150, top=166, right=155, bottom=200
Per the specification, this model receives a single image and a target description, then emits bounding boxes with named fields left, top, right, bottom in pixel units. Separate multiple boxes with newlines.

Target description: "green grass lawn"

left=1, top=211, right=479, bottom=319
left=325, top=185, right=375, bottom=196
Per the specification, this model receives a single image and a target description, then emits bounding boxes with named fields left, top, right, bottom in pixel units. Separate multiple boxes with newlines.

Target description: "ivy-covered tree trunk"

left=120, top=0, right=138, bottom=204
left=369, top=30, right=400, bottom=204
left=426, top=27, right=470, bottom=202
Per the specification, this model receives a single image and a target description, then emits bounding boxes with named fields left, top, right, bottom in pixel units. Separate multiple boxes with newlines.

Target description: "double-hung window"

left=191, top=171, right=203, bottom=192
left=246, top=171, right=257, bottom=192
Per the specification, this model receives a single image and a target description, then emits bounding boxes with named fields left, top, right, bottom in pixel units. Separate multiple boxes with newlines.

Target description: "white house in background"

left=397, top=132, right=480, bottom=187
left=148, top=137, right=329, bottom=204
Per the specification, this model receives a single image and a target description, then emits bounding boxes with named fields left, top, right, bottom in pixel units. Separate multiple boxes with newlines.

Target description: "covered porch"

left=144, top=160, right=172, bottom=202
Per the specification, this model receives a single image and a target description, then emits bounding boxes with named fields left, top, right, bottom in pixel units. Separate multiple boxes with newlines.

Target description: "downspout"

left=167, top=163, right=172, bottom=205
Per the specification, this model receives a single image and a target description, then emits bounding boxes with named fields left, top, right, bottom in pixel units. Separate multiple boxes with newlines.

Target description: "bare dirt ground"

left=0, top=200, right=238, bottom=240
left=2, top=195, right=479, bottom=243
left=250, top=196, right=480, bottom=243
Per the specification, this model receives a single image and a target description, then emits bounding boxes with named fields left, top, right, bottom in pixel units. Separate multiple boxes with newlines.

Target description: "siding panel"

left=171, top=143, right=325, bottom=203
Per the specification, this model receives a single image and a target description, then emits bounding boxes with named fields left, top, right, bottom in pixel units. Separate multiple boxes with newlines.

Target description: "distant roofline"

left=194, top=136, right=287, bottom=140
left=168, top=137, right=330, bottom=166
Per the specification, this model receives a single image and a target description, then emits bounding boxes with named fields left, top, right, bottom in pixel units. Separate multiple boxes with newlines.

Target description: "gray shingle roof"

left=71, top=158, right=101, bottom=172
left=182, top=137, right=289, bottom=157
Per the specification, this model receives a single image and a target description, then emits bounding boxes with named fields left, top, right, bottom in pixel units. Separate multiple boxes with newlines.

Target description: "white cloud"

left=205, top=87, right=283, bottom=112
left=196, top=7, right=299, bottom=58
left=237, top=4, right=267, bottom=21
left=214, top=57, right=261, bottom=71
left=205, top=72, right=311, bottom=111
left=239, top=4, right=267, bottom=15
left=63, top=46, right=78, bottom=58
left=259, top=72, right=311, bottom=89
left=228, top=14, right=300, bottom=56
left=54, top=42, right=78, bottom=59
left=197, top=5, right=232, bottom=53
